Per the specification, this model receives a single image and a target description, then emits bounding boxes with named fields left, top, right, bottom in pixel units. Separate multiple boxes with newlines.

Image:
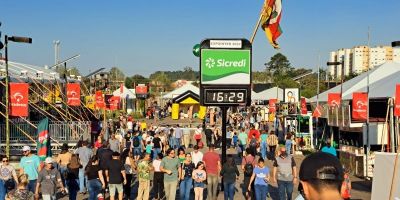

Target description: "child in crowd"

left=233, top=132, right=238, bottom=147
left=145, top=141, right=153, bottom=157
left=192, top=162, right=207, bottom=200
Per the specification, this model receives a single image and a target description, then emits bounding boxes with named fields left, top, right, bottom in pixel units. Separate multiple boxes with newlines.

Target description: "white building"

left=329, top=45, right=400, bottom=79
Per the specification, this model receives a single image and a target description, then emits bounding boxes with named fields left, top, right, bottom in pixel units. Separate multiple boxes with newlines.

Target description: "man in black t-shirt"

left=106, top=152, right=126, bottom=200
left=205, top=126, right=213, bottom=147
left=152, top=133, right=162, bottom=160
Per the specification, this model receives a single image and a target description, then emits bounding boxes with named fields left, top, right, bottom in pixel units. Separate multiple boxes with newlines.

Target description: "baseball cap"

left=299, top=152, right=344, bottom=181
left=45, top=157, right=53, bottom=164
left=22, top=146, right=31, bottom=152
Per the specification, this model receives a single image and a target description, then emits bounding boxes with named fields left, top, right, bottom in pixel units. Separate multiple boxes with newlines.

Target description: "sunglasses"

left=2, top=160, right=8, bottom=162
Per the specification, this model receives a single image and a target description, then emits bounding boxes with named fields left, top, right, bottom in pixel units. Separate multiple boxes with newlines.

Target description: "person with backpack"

left=241, top=148, right=256, bottom=200
left=132, top=132, right=143, bottom=161
left=267, top=131, right=279, bottom=159
left=248, top=134, right=258, bottom=158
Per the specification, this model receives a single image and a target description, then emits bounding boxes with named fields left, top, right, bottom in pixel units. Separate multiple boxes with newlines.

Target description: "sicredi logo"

left=205, top=58, right=247, bottom=69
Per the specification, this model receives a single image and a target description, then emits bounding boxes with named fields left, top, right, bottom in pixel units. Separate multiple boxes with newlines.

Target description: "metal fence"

left=0, top=121, right=91, bottom=143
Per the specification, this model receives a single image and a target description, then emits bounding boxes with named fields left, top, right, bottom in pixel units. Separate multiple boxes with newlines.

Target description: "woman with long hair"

left=177, top=148, right=186, bottom=164
left=56, top=143, right=72, bottom=187
left=179, top=153, right=195, bottom=200
left=152, top=153, right=164, bottom=200
left=5, top=174, right=34, bottom=200
left=123, top=149, right=136, bottom=199
left=85, top=156, right=105, bottom=200
left=220, top=155, right=239, bottom=200
left=66, top=154, right=81, bottom=200
left=192, top=161, right=206, bottom=200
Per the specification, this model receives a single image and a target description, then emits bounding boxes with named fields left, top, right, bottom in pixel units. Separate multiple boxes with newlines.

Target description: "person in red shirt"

left=202, top=144, right=221, bottom=200
left=248, top=126, right=260, bottom=140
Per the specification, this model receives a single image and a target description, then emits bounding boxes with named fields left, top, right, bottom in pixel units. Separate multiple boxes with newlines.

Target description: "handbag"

left=4, top=178, right=15, bottom=190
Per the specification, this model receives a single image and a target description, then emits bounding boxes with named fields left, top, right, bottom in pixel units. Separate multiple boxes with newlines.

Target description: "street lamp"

left=2, top=35, right=32, bottom=158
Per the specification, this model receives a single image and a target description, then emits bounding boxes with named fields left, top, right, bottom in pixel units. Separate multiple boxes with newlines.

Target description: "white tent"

left=310, top=61, right=400, bottom=102
left=112, top=86, right=136, bottom=99
left=252, top=87, right=284, bottom=101
left=162, top=83, right=199, bottom=99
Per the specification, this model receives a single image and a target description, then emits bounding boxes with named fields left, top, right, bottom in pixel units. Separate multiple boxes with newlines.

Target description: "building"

left=329, top=45, right=400, bottom=79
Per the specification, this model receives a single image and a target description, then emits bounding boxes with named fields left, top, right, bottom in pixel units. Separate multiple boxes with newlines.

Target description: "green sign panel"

left=201, top=49, right=251, bottom=85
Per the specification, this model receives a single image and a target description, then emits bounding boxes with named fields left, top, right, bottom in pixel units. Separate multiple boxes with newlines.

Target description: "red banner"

left=328, top=93, right=341, bottom=107
left=120, top=83, right=124, bottom=94
left=269, top=99, right=277, bottom=113
left=95, top=91, right=105, bottom=109
left=312, top=105, right=322, bottom=118
left=395, top=84, right=400, bottom=116
left=109, top=96, right=120, bottom=111
left=135, top=85, right=148, bottom=94
left=66, top=83, right=81, bottom=106
left=300, top=97, right=307, bottom=114
left=9, top=83, right=29, bottom=117
left=352, top=92, right=368, bottom=121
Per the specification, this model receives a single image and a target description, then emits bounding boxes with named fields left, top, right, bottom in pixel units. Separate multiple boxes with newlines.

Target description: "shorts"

left=194, top=182, right=205, bottom=188
left=133, top=147, right=142, bottom=156
left=109, top=184, right=123, bottom=196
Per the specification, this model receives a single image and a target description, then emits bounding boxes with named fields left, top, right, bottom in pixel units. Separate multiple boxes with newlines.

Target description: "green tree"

left=125, top=74, right=149, bottom=88
left=265, top=53, right=293, bottom=78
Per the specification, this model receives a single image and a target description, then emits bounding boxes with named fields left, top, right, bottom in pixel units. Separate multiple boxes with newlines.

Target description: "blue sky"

left=2, top=1, right=400, bottom=77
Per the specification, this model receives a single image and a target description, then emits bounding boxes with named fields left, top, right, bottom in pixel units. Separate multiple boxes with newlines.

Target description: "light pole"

left=3, top=35, right=32, bottom=158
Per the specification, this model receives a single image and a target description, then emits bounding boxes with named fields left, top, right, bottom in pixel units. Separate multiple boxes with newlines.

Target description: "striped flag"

left=261, top=0, right=282, bottom=49
left=37, top=117, right=51, bottom=161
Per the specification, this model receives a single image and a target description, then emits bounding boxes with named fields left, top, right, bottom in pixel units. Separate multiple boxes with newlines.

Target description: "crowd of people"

left=0, top=107, right=352, bottom=200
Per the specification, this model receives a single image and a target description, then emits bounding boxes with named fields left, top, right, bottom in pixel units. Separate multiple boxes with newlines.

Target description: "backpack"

left=133, top=136, right=140, bottom=147
left=244, top=157, right=254, bottom=177
left=250, top=138, right=257, bottom=147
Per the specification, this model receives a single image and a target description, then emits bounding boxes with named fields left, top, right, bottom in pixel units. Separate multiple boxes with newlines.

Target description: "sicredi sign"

left=201, top=49, right=251, bottom=85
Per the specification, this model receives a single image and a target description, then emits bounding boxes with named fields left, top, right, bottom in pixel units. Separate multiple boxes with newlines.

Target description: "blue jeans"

left=285, top=141, right=292, bottom=154
left=278, top=180, right=294, bottom=200
left=153, top=148, right=161, bottom=160
left=88, top=179, right=102, bottom=200
left=261, top=141, right=267, bottom=159
left=223, top=182, right=235, bottom=200
left=175, top=138, right=181, bottom=148
left=60, top=166, right=68, bottom=186
left=169, top=137, right=175, bottom=149
left=179, top=177, right=192, bottom=200
left=79, top=168, right=87, bottom=193
left=67, top=179, right=80, bottom=200
left=255, top=184, right=268, bottom=200
left=28, top=179, right=37, bottom=193
left=0, top=180, right=6, bottom=200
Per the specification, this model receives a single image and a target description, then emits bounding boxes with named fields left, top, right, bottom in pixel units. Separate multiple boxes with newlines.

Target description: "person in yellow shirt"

left=55, top=143, right=72, bottom=188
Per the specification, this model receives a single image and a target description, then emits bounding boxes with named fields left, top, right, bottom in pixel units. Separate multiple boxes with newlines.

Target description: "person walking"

left=193, top=126, right=203, bottom=147
left=267, top=131, right=279, bottom=159
left=85, top=156, right=105, bottom=200
left=137, top=153, right=153, bottom=200
left=260, top=131, right=268, bottom=160
left=204, top=125, right=213, bottom=147
left=174, top=125, right=183, bottom=149
left=132, top=132, right=143, bottom=161
left=106, top=152, right=127, bottom=200
left=285, top=133, right=293, bottom=155
left=5, top=174, right=34, bottom=200
left=19, top=146, right=41, bottom=193
left=123, top=150, right=136, bottom=199
left=66, top=154, right=81, bottom=200
left=74, top=140, right=93, bottom=194
left=152, top=153, right=164, bottom=200
left=56, top=143, right=72, bottom=188
left=190, top=145, right=203, bottom=166
left=272, top=146, right=297, bottom=200
left=179, top=153, right=195, bottom=200
left=241, top=148, right=256, bottom=200
left=238, top=128, right=248, bottom=157
left=202, top=144, right=221, bottom=200
left=152, top=133, right=163, bottom=160
left=220, top=156, right=239, bottom=200
left=192, top=162, right=206, bottom=200
left=35, top=157, right=65, bottom=200
left=160, top=148, right=181, bottom=200
left=248, top=158, right=270, bottom=200
left=183, top=125, right=191, bottom=148
left=0, top=155, right=18, bottom=200
left=109, top=133, right=121, bottom=153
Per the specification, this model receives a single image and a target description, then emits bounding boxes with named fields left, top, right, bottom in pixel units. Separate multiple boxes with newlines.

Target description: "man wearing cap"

left=298, top=152, right=344, bottom=200
left=272, top=146, right=297, bottom=200
left=19, top=145, right=41, bottom=193
left=35, top=157, right=65, bottom=200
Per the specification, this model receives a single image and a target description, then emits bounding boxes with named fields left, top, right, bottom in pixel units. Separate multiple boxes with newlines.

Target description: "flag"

left=110, top=96, right=120, bottom=111
left=9, top=83, right=29, bottom=117
left=66, top=83, right=81, bottom=106
left=352, top=92, right=368, bottom=121
left=394, top=84, right=400, bottom=116
left=261, top=0, right=282, bottom=49
left=95, top=91, right=105, bottom=109
left=328, top=93, right=341, bottom=107
left=120, top=83, right=124, bottom=94
left=312, top=105, right=322, bottom=118
left=85, top=96, right=95, bottom=110
left=269, top=98, right=277, bottom=113
left=37, top=117, right=50, bottom=161
left=300, top=97, right=307, bottom=114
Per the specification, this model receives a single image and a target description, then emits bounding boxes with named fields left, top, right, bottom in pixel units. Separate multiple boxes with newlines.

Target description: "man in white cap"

left=35, top=157, right=65, bottom=200
left=19, top=145, right=41, bottom=193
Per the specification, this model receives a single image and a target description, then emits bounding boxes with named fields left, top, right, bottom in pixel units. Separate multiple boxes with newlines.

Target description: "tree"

left=125, top=74, right=149, bottom=88
left=109, top=67, right=125, bottom=81
left=265, top=53, right=293, bottom=78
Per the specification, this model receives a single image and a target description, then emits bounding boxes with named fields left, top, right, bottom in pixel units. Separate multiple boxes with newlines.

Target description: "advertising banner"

left=352, top=92, right=368, bottom=121
left=395, top=84, right=400, bottom=116
left=9, top=83, right=29, bottom=117
left=66, top=83, right=81, bottom=106
left=284, top=88, right=299, bottom=103
left=328, top=93, right=341, bottom=107
left=95, top=91, right=105, bottom=109
left=300, top=97, right=307, bottom=114
left=85, top=96, right=95, bottom=110
left=269, top=99, right=277, bottom=113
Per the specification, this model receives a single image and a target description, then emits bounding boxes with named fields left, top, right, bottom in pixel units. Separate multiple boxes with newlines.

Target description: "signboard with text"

left=200, top=39, right=251, bottom=106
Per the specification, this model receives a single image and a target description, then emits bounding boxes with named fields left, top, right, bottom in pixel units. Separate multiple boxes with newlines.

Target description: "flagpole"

left=250, top=0, right=268, bottom=44
left=366, top=26, right=370, bottom=177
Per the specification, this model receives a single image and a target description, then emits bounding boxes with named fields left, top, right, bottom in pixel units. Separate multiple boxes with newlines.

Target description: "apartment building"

left=329, top=45, right=400, bottom=79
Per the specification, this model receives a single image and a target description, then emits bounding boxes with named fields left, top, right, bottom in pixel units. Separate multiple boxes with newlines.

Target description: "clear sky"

left=2, top=1, right=400, bottom=76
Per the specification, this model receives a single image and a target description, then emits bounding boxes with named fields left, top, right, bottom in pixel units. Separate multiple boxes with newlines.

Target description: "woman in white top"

left=152, top=153, right=164, bottom=200
left=0, top=156, right=18, bottom=200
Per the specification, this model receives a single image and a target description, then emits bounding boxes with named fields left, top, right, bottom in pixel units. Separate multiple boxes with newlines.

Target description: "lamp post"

left=3, top=35, right=32, bottom=158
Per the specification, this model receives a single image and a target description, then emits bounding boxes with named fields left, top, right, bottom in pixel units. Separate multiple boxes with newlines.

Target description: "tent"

left=162, top=83, right=199, bottom=99
left=112, top=86, right=136, bottom=99
left=252, top=87, right=284, bottom=101
left=0, top=60, right=61, bottom=81
left=310, top=61, right=400, bottom=102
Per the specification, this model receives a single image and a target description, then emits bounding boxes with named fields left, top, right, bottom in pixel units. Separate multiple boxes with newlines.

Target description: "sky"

left=2, top=1, right=400, bottom=77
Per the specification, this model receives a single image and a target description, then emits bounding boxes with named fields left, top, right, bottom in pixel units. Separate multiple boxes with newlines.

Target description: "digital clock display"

left=204, top=89, right=247, bottom=105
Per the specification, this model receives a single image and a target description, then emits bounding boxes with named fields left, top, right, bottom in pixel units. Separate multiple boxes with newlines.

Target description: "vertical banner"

left=108, top=96, right=120, bottom=111
left=85, top=96, right=95, bottom=110
left=37, top=117, right=50, bottom=161
left=352, top=92, right=368, bottom=121
left=395, top=84, right=400, bottom=116
left=300, top=97, right=307, bottom=114
left=95, top=91, right=105, bottom=109
left=269, top=99, right=277, bottom=113
left=66, top=83, right=81, bottom=106
left=9, top=83, right=29, bottom=117
left=328, top=93, right=341, bottom=107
